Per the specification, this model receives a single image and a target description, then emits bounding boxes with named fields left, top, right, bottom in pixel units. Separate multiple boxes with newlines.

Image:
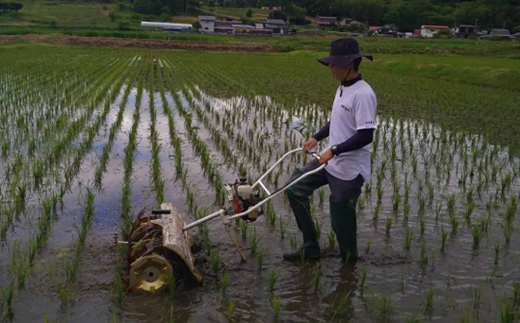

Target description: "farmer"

left=283, top=38, right=377, bottom=263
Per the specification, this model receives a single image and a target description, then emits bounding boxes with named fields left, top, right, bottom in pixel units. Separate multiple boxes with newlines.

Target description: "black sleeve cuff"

left=312, top=121, right=330, bottom=142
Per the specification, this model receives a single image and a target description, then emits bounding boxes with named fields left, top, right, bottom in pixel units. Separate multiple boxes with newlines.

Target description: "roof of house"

left=491, top=28, right=510, bottom=35
left=265, top=19, right=285, bottom=25
left=458, top=24, right=477, bottom=28
left=198, top=16, right=216, bottom=21
left=421, top=25, right=450, bottom=30
left=318, top=16, right=338, bottom=23
left=369, top=26, right=381, bottom=30
left=232, top=24, right=255, bottom=29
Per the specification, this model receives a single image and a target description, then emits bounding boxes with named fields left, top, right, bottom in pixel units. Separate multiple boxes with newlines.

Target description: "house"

left=379, top=24, right=399, bottom=36
left=420, top=25, right=450, bottom=38
left=261, top=6, right=281, bottom=11
left=198, top=16, right=216, bottom=33
left=345, top=19, right=365, bottom=29
left=318, top=16, right=338, bottom=27
left=264, top=19, right=286, bottom=34
left=453, top=25, right=478, bottom=38
left=513, top=32, right=520, bottom=39
left=479, top=29, right=513, bottom=40
left=413, top=29, right=421, bottom=37
left=233, top=24, right=273, bottom=36
left=369, top=26, right=381, bottom=34
left=214, top=20, right=241, bottom=34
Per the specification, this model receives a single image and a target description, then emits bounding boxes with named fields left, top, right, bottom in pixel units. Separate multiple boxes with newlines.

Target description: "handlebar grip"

left=306, top=150, right=321, bottom=161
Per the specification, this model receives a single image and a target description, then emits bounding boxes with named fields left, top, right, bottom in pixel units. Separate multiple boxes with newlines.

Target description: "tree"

left=0, top=2, right=23, bottom=13
left=246, top=8, right=253, bottom=17
left=109, top=11, right=117, bottom=22
left=223, top=0, right=232, bottom=7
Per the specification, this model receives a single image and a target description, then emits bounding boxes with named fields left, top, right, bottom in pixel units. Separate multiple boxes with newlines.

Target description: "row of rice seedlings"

left=163, top=71, right=227, bottom=207
left=0, top=57, right=131, bottom=236
left=119, top=67, right=144, bottom=236
left=0, top=69, right=127, bottom=312
left=57, top=189, right=96, bottom=308
left=0, top=53, right=116, bottom=170
left=148, top=60, right=165, bottom=205
left=94, top=66, right=140, bottom=187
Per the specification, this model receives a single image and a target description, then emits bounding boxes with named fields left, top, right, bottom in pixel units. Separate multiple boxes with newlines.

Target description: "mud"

left=0, top=34, right=274, bottom=52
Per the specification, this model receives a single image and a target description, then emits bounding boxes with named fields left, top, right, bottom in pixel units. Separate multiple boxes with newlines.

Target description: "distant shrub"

left=223, top=0, right=232, bottom=7
left=109, top=11, right=117, bottom=22
left=290, top=16, right=311, bottom=25
left=118, top=2, right=128, bottom=10
left=489, top=35, right=502, bottom=41
left=246, top=9, right=253, bottom=17
left=118, top=21, right=130, bottom=30
left=433, top=30, right=452, bottom=39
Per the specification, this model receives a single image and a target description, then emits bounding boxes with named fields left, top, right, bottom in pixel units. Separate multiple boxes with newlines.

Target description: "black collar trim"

left=341, top=74, right=362, bottom=87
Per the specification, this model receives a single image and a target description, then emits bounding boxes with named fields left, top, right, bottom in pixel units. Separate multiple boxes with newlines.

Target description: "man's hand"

left=319, top=149, right=333, bottom=164
left=303, top=138, right=318, bottom=153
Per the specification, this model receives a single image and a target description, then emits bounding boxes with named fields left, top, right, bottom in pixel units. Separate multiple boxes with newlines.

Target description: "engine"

left=224, top=177, right=264, bottom=221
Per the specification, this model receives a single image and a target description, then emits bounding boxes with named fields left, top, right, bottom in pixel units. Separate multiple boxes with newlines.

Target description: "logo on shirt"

left=340, top=104, right=352, bottom=112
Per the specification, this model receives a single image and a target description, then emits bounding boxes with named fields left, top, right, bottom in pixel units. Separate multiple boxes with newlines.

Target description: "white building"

left=140, top=21, right=193, bottom=31
left=198, top=16, right=216, bottom=33
left=420, top=25, right=450, bottom=38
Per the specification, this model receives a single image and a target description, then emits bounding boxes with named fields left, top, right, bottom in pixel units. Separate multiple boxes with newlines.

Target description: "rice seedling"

left=210, top=252, right=221, bottom=273
left=424, top=288, right=434, bottom=318
left=375, top=293, right=392, bottom=323
left=385, top=217, right=393, bottom=237
left=298, top=249, right=307, bottom=270
left=472, top=285, right=481, bottom=316
left=495, top=242, right=501, bottom=265
left=2, top=282, right=14, bottom=320
left=451, top=215, right=459, bottom=235
left=227, top=301, right=235, bottom=319
left=279, top=218, right=287, bottom=239
left=366, top=240, right=371, bottom=254
left=360, top=266, right=368, bottom=293
left=318, top=187, right=326, bottom=206
left=404, top=227, right=413, bottom=251
left=268, top=271, right=278, bottom=294
left=441, top=228, right=449, bottom=253
left=328, top=229, right=336, bottom=249
left=502, top=221, right=513, bottom=246
left=464, top=203, right=475, bottom=223
left=329, top=291, right=352, bottom=321
left=315, top=219, right=322, bottom=240
left=472, top=225, right=482, bottom=249
left=257, top=249, right=265, bottom=271
left=265, top=202, right=276, bottom=227
left=221, top=272, right=229, bottom=296
left=249, top=226, right=260, bottom=254
left=271, top=295, right=281, bottom=317
left=373, top=203, right=381, bottom=223
left=419, top=213, right=426, bottom=236
left=420, top=240, right=428, bottom=265
left=290, top=233, right=297, bottom=251
left=312, top=264, right=322, bottom=294
left=240, top=220, right=248, bottom=240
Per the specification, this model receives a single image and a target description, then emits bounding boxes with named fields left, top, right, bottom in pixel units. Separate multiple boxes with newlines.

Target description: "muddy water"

left=4, top=85, right=519, bottom=323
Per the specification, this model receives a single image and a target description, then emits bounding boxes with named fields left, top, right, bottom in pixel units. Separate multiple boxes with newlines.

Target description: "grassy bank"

left=1, top=27, right=520, bottom=56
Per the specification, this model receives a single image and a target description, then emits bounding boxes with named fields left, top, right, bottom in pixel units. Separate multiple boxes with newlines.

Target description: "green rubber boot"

left=330, top=200, right=358, bottom=263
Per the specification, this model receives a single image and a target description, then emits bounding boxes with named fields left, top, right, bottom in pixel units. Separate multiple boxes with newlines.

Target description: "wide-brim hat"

left=318, top=38, right=373, bottom=67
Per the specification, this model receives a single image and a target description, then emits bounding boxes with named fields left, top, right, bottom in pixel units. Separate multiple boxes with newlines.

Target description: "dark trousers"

left=286, top=159, right=364, bottom=260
